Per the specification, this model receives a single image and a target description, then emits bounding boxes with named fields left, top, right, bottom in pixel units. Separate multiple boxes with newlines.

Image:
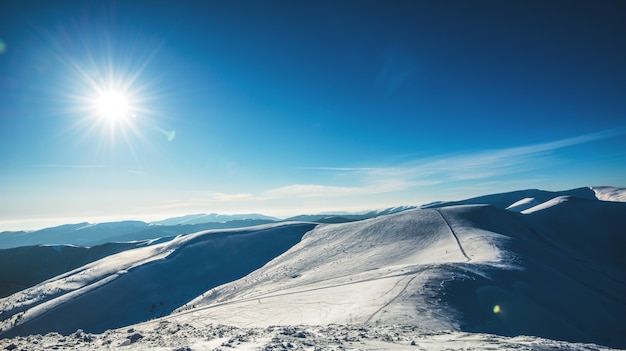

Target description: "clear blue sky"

left=1, top=0, right=625, bottom=230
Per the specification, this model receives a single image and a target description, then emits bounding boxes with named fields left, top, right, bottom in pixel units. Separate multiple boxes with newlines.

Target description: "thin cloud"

left=263, top=179, right=437, bottom=200
left=137, top=128, right=625, bottom=215
left=212, top=193, right=254, bottom=201
left=306, top=128, right=626, bottom=184
left=264, top=184, right=363, bottom=198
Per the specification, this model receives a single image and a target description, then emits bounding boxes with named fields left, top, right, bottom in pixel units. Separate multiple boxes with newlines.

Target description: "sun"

left=53, top=26, right=176, bottom=150
left=95, top=90, right=133, bottom=123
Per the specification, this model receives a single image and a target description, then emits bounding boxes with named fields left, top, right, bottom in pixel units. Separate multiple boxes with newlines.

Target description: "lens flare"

left=493, top=305, right=501, bottom=314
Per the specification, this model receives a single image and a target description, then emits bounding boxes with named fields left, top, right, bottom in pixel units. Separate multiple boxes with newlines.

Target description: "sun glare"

left=96, top=91, right=132, bottom=122
left=52, top=25, right=176, bottom=152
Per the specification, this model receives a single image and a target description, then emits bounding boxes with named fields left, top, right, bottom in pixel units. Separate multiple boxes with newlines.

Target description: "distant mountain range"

left=0, top=207, right=417, bottom=250
left=150, top=213, right=279, bottom=226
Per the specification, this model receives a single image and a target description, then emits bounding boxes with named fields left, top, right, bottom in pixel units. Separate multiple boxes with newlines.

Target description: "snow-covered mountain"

left=0, top=221, right=151, bottom=249
left=421, top=186, right=598, bottom=210
left=0, top=223, right=316, bottom=336
left=0, top=208, right=414, bottom=249
left=0, top=186, right=625, bottom=350
left=172, top=195, right=625, bottom=348
left=150, top=213, right=279, bottom=226
left=0, top=241, right=150, bottom=298
left=0, top=218, right=276, bottom=249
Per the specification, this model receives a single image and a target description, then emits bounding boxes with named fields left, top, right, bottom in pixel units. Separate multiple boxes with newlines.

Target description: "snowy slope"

left=0, top=221, right=150, bottom=249
left=424, top=187, right=599, bottom=210
left=168, top=198, right=626, bottom=348
left=1, top=187, right=625, bottom=350
left=174, top=208, right=498, bottom=329
left=592, top=186, right=626, bottom=202
left=0, top=222, right=316, bottom=337
left=0, top=242, right=147, bottom=298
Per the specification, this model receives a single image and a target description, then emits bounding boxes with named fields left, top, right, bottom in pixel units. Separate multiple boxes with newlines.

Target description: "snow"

left=0, top=186, right=625, bottom=350
left=173, top=209, right=502, bottom=330
left=520, top=195, right=572, bottom=214
left=0, top=241, right=147, bottom=298
left=592, top=186, right=626, bottom=202
left=0, top=323, right=617, bottom=350
left=172, top=198, right=625, bottom=348
left=505, top=197, right=538, bottom=212
left=430, top=187, right=598, bottom=210
left=0, top=222, right=315, bottom=336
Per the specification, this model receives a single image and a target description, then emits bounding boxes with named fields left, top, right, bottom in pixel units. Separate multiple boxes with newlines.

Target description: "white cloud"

left=203, top=129, right=624, bottom=207
left=124, top=128, right=625, bottom=220
left=310, top=128, right=626, bottom=184
left=212, top=193, right=254, bottom=201
left=264, top=184, right=359, bottom=198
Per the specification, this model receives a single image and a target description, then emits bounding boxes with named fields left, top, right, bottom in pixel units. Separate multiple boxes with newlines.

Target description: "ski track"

left=170, top=208, right=475, bottom=327
left=166, top=266, right=435, bottom=323
left=364, top=273, right=421, bottom=324
left=434, top=208, right=471, bottom=262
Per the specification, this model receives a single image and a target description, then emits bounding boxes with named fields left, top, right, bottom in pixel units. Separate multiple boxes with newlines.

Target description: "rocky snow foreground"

left=0, top=322, right=617, bottom=350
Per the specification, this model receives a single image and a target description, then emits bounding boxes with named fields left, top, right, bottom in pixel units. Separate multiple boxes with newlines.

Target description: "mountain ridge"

left=0, top=207, right=417, bottom=250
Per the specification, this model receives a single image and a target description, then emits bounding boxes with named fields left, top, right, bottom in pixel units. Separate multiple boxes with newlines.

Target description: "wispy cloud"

left=212, top=193, right=254, bottom=201
left=304, top=128, right=626, bottom=187
left=137, top=129, right=625, bottom=217
left=260, top=177, right=436, bottom=199
left=203, top=129, right=624, bottom=203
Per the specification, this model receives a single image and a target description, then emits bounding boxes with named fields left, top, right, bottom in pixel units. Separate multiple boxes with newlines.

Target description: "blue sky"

left=1, top=0, right=625, bottom=230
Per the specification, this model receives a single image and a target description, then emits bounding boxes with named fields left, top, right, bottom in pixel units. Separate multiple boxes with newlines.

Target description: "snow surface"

left=520, top=195, right=572, bottom=214
left=174, top=208, right=499, bottom=329
left=168, top=203, right=626, bottom=348
left=427, top=187, right=600, bottom=210
left=0, top=323, right=616, bottom=351
left=592, top=186, right=626, bottom=202
left=505, top=197, right=539, bottom=212
left=0, top=241, right=147, bottom=298
left=1, top=186, right=625, bottom=350
left=0, top=222, right=315, bottom=336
